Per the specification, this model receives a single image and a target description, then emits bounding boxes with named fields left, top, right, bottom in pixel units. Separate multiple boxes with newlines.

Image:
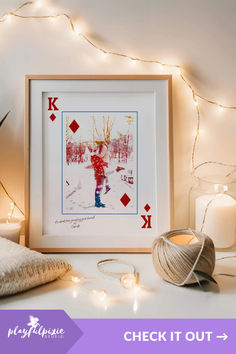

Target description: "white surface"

left=196, top=194, right=236, bottom=248
left=1, top=252, right=236, bottom=318
left=29, top=78, right=170, bottom=249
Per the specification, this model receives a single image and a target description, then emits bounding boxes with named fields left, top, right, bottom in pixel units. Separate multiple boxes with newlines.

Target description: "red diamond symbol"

left=49, top=113, right=56, bottom=122
left=144, top=203, right=150, bottom=212
left=120, top=193, right=131, bottom=207
left=69, top=120, right=80, bottom=133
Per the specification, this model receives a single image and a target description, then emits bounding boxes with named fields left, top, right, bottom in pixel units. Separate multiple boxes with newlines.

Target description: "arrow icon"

left=216, top=333, right=228, bottom=341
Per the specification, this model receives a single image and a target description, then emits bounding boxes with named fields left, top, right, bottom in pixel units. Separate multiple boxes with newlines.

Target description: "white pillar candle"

left=0, top=218, right=22, bottom=243
left=195, top=193, right=236, bottom=248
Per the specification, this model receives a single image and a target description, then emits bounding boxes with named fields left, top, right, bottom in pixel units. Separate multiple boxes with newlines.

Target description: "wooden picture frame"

left=25, top=75, right=173, bottom=253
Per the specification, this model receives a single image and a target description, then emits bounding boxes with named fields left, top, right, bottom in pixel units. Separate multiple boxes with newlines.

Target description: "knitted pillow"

left=0, top=237, right=71, bottom=296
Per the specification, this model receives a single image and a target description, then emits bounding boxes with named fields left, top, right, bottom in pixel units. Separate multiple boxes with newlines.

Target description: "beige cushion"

left=0, top=237, right=71, bottom=296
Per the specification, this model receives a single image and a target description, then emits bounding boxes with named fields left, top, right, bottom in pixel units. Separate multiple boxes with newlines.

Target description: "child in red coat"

left=91, top=142, right=111, bottom=208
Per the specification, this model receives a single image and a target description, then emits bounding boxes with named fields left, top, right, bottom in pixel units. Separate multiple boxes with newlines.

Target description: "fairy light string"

left=60, top=260, right=142, bottom=308
left=1, top=0, right=236, bottom=213
left=2, top=1, right=236, bottom=293
left=0, top=181, right=24, bottom=216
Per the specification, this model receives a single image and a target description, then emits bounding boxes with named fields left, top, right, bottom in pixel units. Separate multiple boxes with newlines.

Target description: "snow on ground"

left=63, top=162, right=136, bottom=214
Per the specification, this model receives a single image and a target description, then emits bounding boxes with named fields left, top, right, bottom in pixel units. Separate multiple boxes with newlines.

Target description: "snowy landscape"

left=62, top=112, right=137, bottom=214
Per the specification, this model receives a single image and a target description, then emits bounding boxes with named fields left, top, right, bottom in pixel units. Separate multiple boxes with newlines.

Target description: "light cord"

left=0, top=181, right=24, bottom=216
left=215, top=255, right=236, bottom=278
left=0, top=0, right=235, bottom=175
left=0, top=0, right=235, bottom=108
left=1, top=0, right=236, bottom=213
left=97, top=258, right=136, bottom=277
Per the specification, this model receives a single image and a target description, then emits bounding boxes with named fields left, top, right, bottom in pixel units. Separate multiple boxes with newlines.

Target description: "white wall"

left=1, top=0, right=236, bottom=228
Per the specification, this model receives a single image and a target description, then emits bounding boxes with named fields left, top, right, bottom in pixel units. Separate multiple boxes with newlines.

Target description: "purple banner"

left=70, top=318, right=235, bottom=354
left=0, top=311, right=235, bottom=353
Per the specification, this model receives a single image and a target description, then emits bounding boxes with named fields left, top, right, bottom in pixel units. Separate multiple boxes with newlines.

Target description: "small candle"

left=0, top=218, right=22, bottom=243
left=170, top=234, right=198, bottom=245
left=195, top=193, right=236, bottom=248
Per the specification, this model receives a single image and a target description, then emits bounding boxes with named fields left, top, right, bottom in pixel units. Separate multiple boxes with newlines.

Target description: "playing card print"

left=48, top=97, right=59, bottom=122
left=141, top=203, right=152, bottom=228
left=62, top=111, right=138, bottom=214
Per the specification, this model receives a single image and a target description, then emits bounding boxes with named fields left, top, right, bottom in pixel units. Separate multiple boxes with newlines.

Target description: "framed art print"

left=25, top=75, right=173, bottom=252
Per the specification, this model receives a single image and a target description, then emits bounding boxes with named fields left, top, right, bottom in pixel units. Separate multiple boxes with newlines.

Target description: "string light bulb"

left=35, top=0, right=42, bottom=8
left=72, top=289, right=78, bottom=299
left=100, top=51, right=107, bottom=59
left=159, top=63, right=165, bottom=71
left=193, top=96, right=198, bottom=106
left=92, top=289, right=107, bottom=302
left=4, top=13, right=12, bottom=23
left=73, top=25, right=80, bottom=35
left=6, top=202, right=15, bottom=224
left=72, top=276, right=82, bottom=283
left=97, top=259, right=139, bottom=291
left=120, top=273, right=138, bottom=289
left=175, top=67, right=181, bottom=75
left=133, top=299, right=138, bottom=313
left=130, top=57, right=137, bottom=65
left=214, top=184, right=228, bottom=194
left=218, top=106, right=223, bottom=112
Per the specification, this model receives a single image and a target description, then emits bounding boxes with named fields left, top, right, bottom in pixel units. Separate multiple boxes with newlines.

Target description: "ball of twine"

left=152, top=229, right=215, bottom=286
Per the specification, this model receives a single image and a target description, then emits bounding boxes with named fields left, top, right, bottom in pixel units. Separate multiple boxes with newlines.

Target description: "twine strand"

left=152, top=229, right=214, bottom=287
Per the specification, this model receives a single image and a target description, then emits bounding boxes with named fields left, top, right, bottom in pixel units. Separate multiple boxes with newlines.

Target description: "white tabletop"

left=0, top=251, right=236, bottom=318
